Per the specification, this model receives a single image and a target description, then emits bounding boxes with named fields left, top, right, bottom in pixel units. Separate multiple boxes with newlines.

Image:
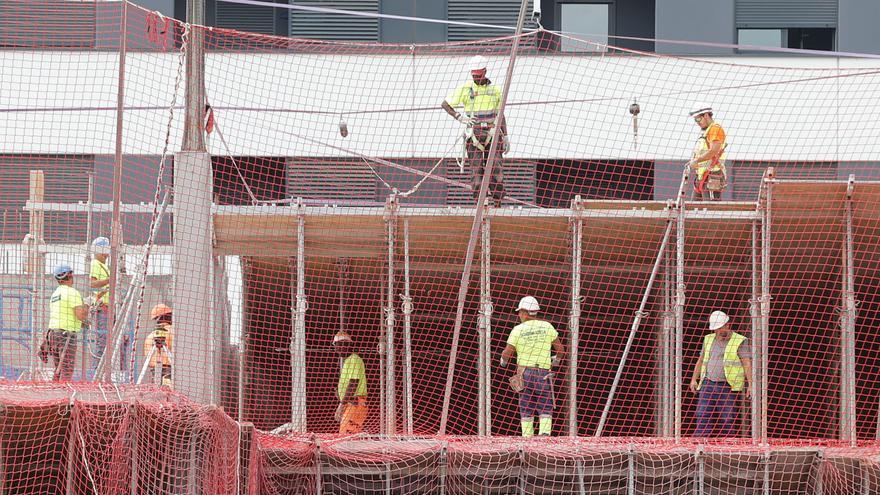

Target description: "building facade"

left=159, top=0, right=878, bottom=54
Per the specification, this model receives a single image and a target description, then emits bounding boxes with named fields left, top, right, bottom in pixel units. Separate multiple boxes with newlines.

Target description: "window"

left=559, top=2, right=611, bottom=53
left=737, top=28, right=836, bottom=51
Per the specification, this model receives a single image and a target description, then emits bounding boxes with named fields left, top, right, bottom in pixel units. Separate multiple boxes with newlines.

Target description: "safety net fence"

left=3, top=0, right=880, bottom=493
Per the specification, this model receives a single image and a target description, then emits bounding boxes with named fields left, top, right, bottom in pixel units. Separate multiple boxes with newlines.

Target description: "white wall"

left=2, top=52, right=879, bottom=161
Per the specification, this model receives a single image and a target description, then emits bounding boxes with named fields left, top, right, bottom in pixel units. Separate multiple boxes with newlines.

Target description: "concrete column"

left=173, top=151, right=214, bottom=404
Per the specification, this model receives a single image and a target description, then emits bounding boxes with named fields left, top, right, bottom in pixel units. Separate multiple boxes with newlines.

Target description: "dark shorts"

left=518, top=368, right=553, bottom=418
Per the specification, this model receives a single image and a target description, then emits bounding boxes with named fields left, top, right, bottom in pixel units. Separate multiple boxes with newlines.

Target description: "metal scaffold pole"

left=291, top=199, right=307, bottom=431
left=439, top=0, right=530, bottom=436
left=105, top=0, right=128, bottom=383
left=402, top=220, right=414, bottom=434
left=569, top=197, right=583, bottom=437
left=384, top=195, right=397, bottom=436
left=759, top=168, right=774, bottom=445
left=841, top=175, right=856, bottom=446
left=478, top=205, right=493, bottom=436
left=674, top=167, right=689, bottom=442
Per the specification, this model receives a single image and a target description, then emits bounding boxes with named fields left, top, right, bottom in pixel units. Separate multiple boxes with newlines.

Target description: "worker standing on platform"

left=89, top=236, right=111, bottom=375
left=687, top=105, right=728, bottom=201
left=441, top=55, right=509, bottom=206
left=333, top=331, right=368, bottom=434
left=41, top=265, right=88, bottom=381
left=501, top=296, right=565, bottom=437
left=144, top=304, right=174, bottom=386
left=689, top=310, right=752, bottom=437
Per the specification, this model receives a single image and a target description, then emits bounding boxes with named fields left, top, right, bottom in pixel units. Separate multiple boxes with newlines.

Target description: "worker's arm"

left=341, top=379, right=360, bottom=404
left=74, top=304, right=88, bottom=322
left=501, top=344, right=516, bottom=367
left=441, top=101, right=460, bottom=119
left=90, top=276, right=108, bottom=289
left=551, top=338, right=565, bottom=366
left=691, top=140, right=723, bottom=168
left=689, top=350, right=704, bottom=392
left=740, top=357, right=753, bottom=398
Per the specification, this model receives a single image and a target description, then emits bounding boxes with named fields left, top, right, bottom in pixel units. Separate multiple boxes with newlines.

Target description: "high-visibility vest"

left=692, top=122, right=727, bottom=179
left=699, top=332, right=746, bottom=392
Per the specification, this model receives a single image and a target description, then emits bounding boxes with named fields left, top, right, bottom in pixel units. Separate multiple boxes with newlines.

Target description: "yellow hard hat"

left=150, top=304, right=172, bottom=320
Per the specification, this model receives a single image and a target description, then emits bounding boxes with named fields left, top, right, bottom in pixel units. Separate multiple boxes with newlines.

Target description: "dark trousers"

left=694, top=380, right=739, bottom=437
left=90, top=307, right=108, bottom=377
left=48, top=329, right=78, bottom=381
left=467, top=129, right=505, bottom=204
left=518, top=368, right=554, bottom=419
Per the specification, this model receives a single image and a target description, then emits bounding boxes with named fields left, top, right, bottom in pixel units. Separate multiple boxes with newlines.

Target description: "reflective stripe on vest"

left=699, top=332, right=746, bottom=392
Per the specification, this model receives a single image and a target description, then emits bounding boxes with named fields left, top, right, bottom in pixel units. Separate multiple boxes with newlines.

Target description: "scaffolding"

left=23, top=170, right=880, bottom=441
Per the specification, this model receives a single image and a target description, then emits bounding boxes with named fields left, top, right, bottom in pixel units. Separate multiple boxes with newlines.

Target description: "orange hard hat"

left=150, top=304, right=172, bottom=320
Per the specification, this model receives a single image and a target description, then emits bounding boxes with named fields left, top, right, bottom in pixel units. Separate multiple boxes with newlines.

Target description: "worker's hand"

left=499, top=357, right=508, bottom=367
left=689, top=378, right=699, bottom=393
left=456, top=114, right=475, bottom=126
left=335, top=402, right=345, bottom=423
left=550, top=355, right=559, bottom=368
left=502, top=135, right=510, bottom=154
left=686, top=158, right=699, bottom=169
left=744, top=383, right=751, bottom=399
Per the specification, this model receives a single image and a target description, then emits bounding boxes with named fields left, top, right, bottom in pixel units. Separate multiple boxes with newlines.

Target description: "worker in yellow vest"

left=333, top=331, right=368, bottom=435
left=689, top=310, right=752, bottom=437
left=41, top=265, right=88, bottom=381
left=89, top=236, right=111, bottom=376
left=687, top=105, right=728, bottom=201
left=441, top=55, right=509, bottom=206
left=501, top=296, right=565, bottom=437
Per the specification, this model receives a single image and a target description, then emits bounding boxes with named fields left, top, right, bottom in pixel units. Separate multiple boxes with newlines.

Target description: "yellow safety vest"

left=699, top=332, right=746, bottom=392
left=692, top=122, right=727, bottom=179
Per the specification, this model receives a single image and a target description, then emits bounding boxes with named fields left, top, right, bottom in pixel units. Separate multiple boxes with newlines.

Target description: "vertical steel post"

left=569, top=197, right=583, bottom=437
left=674, top=169, right=688, bottom=442
left=752, top=167, right=775, bottom=445
left=751, top=220, right=761, bottom=442
left=290, top=200, right=307, bottom=430
left=402, top=220, right=414, bottom=435
left=27, top=171, right=45, bottom=380
left=83, top=172, right=94, bottom=379
left=105, top=0, right=129, bottom=382
left=841, top=176, right=856, bottom=445
left=384, top=195, right=397, bottom=436
left=479, top=209, right=493, bottom=435
left=660, top=216, right=674, bottom=437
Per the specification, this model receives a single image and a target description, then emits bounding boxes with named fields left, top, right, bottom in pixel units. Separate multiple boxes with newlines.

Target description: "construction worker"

left=333, top=331, right=368, bottom=435
left=501, top=296, right=565, bottom=437
left=144, top=304, right=173, bottom=386
left=441, top=54, right=509, bottom=206
left=41, top=265, right=88, bottom=381
left=89, top=236, right=110, bottom=374
left=689, top=310, right=753, bottom=437
left=687, top=105, right=728, bottom=201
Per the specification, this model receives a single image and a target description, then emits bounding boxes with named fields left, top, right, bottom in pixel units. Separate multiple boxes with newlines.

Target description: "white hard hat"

left=516, top=296, right=540, bottom=313
left=469, top=55, right=488, bottom=72
left=708, top=310, right=730, bottom=331
left=689, top=105, right=713, bottom=118
left=92, top=236, right=110, bottom=254
left=333, top=331, right=352, bottom=344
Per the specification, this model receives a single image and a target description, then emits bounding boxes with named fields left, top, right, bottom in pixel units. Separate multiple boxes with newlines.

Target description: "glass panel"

left=561, top=3, right=609, bottom=53
left=737, top=29, right=784, bottom=49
